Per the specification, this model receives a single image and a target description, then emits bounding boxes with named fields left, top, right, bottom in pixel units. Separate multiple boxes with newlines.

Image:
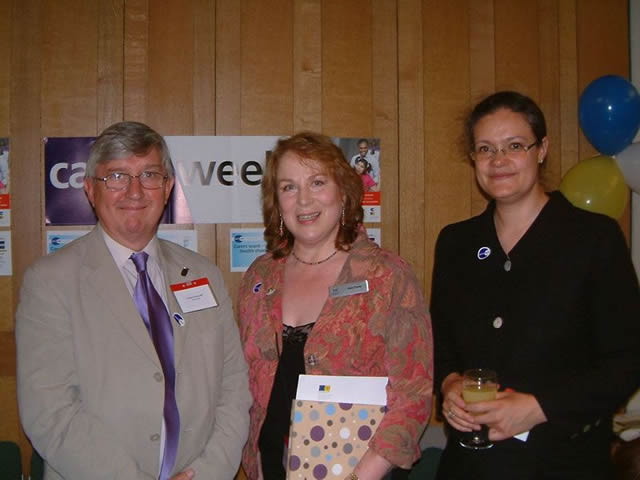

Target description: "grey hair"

left=85, top=121, right=174, bottom=177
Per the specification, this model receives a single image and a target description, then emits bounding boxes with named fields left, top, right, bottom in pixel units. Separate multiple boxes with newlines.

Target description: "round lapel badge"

left=477, top=246, right=491, bottom=260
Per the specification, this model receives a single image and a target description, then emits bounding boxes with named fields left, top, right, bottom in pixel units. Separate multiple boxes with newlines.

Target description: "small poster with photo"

left=0, top=138, right=10, bottom=227
left=334, top=138, right=381, bottom=223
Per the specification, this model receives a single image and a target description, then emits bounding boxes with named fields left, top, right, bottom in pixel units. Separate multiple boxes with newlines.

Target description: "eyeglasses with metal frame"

left=93, top=171, right=169, bottom=191
left=471, top=141, right=538, bottom=162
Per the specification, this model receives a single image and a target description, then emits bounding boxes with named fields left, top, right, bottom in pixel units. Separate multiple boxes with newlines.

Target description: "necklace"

left=292, top=249, right=338, bottom=265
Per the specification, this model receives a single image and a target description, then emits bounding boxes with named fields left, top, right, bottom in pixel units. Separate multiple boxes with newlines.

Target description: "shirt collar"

left=99, top=224, right=160, bottom=270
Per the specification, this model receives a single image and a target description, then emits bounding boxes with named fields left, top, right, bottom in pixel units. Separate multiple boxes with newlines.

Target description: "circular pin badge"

left=173, top=313, right=185, bottom=327
left=477, top=246, right=491, bottom=260
left=253, top=282, right=262, bottom=294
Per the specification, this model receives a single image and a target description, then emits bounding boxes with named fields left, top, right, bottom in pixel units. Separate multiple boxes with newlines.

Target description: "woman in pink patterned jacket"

left=238, top=132, right=433, bottom=480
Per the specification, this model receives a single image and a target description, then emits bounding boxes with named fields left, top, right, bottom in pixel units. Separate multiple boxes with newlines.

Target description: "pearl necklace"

left=292, top=249, right=338, bottom=266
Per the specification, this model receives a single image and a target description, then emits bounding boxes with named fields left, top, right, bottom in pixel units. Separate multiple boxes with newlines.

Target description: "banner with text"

left=44, top=136, right=382, bottom=225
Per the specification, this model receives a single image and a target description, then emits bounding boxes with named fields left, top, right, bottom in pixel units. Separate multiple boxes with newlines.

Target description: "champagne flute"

left=459, top=368, right=497, bottom=450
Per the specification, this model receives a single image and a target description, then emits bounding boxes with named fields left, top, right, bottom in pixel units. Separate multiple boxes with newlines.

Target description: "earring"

left=341, top=206, right=345, bottom=227
left=538, top=158, right=544, bottom=164
left=279, top=216, right=284, bottom=236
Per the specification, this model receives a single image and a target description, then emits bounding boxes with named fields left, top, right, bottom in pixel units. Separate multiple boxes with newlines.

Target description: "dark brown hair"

left=465, top=91, right=547, bottom=152
left=262, top=132, right=364, bottom=258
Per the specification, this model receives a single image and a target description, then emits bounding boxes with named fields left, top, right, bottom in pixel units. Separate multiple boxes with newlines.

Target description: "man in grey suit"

left=16, top=122, right=251, bottom=480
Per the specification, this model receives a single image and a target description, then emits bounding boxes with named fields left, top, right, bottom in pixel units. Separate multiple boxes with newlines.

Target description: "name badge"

left=329, top=280, right=369, bottom=298
left=170, top=277, right=218, bottom=313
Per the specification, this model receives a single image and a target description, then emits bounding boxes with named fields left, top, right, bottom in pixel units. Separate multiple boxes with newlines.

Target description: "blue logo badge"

left=253, top=282, right=262, bottom=293
left=173, top=313, right=185, bottom=326
left=477, top=246, right=491, bottom=260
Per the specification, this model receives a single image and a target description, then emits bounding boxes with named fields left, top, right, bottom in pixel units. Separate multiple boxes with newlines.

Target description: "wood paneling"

left=8, top=0, right=43, bottom=472
left=423, top=0, right=472, bottom=294
left=372, top=0, right=399, bottom=252
left=468, top=0, right=495, bottom=216
left=98, top=0, right=124, bottom=130
left=2, top=0, right=632, bottom=475
left=398, top=0, right=425, bottom=282
left=124, top=0, right=149, bottom=122
left=41, top=0, right=98, bottom=136
left=322, top=0, right=373, bottom=136
left=293, top=0, right=322, bottom=133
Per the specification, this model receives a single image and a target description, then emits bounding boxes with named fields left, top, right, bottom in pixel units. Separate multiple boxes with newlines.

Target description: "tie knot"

left=130, top=251, right=149, bottom=273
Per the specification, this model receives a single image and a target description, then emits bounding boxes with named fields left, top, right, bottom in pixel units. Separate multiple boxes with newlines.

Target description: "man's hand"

left=171, top=468, right=195, bottom=480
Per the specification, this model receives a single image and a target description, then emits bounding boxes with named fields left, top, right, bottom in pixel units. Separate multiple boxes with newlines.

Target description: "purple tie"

left=131, top=252, right=180, bottom=480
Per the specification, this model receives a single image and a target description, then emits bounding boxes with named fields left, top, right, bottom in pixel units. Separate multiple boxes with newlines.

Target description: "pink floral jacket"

left=237, top=234, right=433, bottom=479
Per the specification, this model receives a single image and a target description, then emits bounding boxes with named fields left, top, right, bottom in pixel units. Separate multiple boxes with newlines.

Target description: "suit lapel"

left=82, top=228, right=161, bottom=368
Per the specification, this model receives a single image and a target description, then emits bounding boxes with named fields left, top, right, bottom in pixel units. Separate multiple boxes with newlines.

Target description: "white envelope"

left=296, top=374, right=388, bottom=406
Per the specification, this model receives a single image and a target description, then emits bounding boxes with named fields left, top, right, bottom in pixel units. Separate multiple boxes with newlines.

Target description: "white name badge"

left=170, top=278, right=218, bottom=313
left=329, top=280, right=369, bottom=298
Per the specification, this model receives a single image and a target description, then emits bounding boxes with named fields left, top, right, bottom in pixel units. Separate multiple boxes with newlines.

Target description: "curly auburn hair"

left=262, top=132, right=364, bottom=259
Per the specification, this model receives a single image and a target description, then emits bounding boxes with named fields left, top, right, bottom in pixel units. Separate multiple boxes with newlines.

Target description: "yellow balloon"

left=560, top=155, right=629, bottom=219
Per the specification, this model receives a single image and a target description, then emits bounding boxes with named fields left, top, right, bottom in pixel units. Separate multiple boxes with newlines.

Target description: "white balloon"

left=616, top=142, right=640, bottom=193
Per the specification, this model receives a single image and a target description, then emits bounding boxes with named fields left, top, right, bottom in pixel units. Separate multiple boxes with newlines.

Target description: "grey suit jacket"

left=16, top=227, right=251, bottom=480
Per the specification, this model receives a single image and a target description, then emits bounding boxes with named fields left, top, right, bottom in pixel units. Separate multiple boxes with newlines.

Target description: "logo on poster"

left=50, top=162, right=86, bottom=189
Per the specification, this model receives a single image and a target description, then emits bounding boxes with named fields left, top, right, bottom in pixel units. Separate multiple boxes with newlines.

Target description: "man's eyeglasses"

left=93, top=171, right=169, bottom=191
left=471, top=141, right=538, bottom=162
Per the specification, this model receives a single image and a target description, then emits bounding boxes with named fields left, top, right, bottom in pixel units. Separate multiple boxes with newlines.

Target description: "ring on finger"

left=447, top=409, right=456, bottom=418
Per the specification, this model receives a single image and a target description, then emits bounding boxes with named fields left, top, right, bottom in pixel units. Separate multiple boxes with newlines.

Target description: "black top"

left=431, top=191, right=640, bottom=479
left=259, top=322, right=314, bottom=480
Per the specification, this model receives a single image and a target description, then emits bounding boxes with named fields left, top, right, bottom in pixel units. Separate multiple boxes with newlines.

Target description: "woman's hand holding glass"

left=468, top=389, right=547, bottom=441
left=443, top=371, right=548, bottom=445
left=441, top=372, right=482, bottom=433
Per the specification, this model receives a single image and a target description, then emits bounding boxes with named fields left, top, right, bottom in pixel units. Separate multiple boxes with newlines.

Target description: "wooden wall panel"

left=9, top=0, right=42, bottom=471
left=558, top=0, right=579, bottom=177
left=98, top=0, right=124, bottom=130
left=322, top=0, right=373, bottom=136
left=398, top=0, right=425, bottom=283
left=468, top=0, right=495, bottom=216
left=494, top=0, right=540, bottom=98
left=372, top=0, right=399, bottom=252
left=293, top=0, right=322, bottom=133
left=538, top=0, right=562, bottom=189
left=148, top=0, right=194, bottom=134
left=124, top=0, right=149, bottom=122
left=0, top=2, right=9, bottom=133
left=423, top=0, right=471, bottom=296
left=193, top=0, right=218, bottom=285
left=41, top=0, right=98, bottom=136
left=214, top=0, right=242, bottom=303
left=241, top=0, right=293, bottom=135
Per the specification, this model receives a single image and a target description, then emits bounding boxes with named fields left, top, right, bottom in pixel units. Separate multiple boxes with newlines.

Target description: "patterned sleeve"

left=368, top=259, right=434, bottom=468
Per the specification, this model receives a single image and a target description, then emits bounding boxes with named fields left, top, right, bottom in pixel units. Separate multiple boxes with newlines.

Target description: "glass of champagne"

left=459, top=368, right=497, bottom=450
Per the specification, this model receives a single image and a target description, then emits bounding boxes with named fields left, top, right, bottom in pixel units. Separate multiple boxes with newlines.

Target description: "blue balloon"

left=579, top=75, right=640, bottom=155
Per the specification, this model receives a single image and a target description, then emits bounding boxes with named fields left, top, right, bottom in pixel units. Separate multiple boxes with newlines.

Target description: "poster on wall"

left=230, top=228, right=267, bottom=272
left=0, top=138, right=11, bottom=227
left=0, top=231, right=12, bottom=276
left=44, top=137, right=192, bottom=226
left=44, top=135, right=382, bottom=225
left=336, top=137, right=381, bottom=222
